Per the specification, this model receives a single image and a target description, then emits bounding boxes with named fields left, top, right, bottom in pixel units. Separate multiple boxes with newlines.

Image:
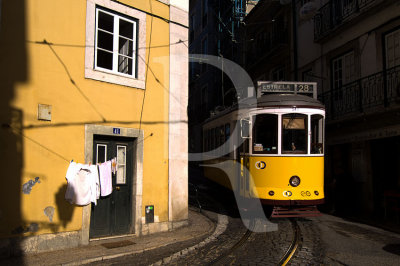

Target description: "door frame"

left=82, top=124, right=144, bottom=244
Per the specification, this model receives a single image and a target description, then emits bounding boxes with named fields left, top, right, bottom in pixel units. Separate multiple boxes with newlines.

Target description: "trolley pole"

left=292, top=0, right=298, bottom=81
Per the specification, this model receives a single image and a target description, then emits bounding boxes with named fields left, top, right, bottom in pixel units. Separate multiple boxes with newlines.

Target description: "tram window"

left=225, top=124, right=230, bottom=156
left=311, top=114, right=324, bottom=154
left=215, top=127, right=220, bottom=148
left=211, top=128, right=215, bottom=150
left=282, top=113, right=307, bottom=154
left=204, top=130, right=209, bottom=152
left=203, top=131, right=206, bottom=152
left=252, top=114, right=278, bottom=154
left=220, top=126, right=225, bottom=146
left=225, top=124, right=230, bottom=140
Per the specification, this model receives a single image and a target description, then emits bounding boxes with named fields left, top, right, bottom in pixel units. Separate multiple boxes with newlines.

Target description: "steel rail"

left=277, top=219, right=302, bottom=266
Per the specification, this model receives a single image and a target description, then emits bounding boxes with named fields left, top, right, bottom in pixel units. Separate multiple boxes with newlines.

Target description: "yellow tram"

left=202, top=82, right=325, bottom=217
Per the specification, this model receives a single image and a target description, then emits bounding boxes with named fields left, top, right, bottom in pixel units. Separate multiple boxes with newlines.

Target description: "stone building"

left=0, top=0, right=188, bottom=256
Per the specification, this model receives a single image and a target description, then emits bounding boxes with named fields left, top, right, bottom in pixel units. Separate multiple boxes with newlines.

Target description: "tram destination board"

left=257, top=81, right=317, bottom=98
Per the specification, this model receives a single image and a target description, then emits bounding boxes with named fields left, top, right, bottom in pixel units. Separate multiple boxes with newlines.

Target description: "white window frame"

left=85, top=0, right=146, bottom=89
left=385, top=28, right=400, bottom=69
left=96, top=144, right=107, bottom=164
left=94, top=8, right=137, bottom=78
left=116, top=145, right=127, bottom=184
left=332, top=51, right=355, bottom=90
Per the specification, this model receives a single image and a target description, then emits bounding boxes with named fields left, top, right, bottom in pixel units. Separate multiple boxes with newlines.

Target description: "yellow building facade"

left=0, top=0, right=188, bottom=255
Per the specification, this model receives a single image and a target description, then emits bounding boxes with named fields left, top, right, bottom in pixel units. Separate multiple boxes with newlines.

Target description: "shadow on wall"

left=0, top=0, right=27, bottom=258
left=55, top=184, right=75, bottom=228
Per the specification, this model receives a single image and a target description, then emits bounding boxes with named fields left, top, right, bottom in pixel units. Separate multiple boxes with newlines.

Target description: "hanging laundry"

left=98, top=161, right=112, bottom=196
left=111, top=157, right=118, bottom=175
left=65, top=162, right=100, bottom=206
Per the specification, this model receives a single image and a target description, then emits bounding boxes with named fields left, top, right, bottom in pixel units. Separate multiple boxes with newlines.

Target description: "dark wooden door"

left=90, top=135, right=134, bottom=238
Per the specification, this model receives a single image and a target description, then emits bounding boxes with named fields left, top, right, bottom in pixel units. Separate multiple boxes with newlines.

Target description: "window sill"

left=85, top=67, right=145, bottom=89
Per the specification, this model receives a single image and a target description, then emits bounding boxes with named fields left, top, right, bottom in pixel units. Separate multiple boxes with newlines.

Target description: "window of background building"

left=202, top=37, right=208, bottom=72
left=201, top=85, right=208, bottom=109
left=189, top=15, right=195, bottom=42
left=271, top=66, right=285, bottom=81
left=202, top=0, right=208, bottom=28
left=95, top=8, right=137, bottom=77
left=299, top=0, right=312, bottom=5
left=302, top=69, right=313, bottom=82
left=332, top=51, right=355, bottom=99
left=385, top=28, right=400, bottom=69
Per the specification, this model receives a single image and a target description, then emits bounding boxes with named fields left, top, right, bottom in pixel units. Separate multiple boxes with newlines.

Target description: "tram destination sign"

left=257, top=81, right=317, bottom=99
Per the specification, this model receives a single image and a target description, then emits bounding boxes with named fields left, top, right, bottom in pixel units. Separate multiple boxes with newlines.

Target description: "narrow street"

left=93, top=167, right=400, bottom=265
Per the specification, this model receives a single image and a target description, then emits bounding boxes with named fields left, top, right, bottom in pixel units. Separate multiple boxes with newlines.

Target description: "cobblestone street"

left=85, top=167, right=400, bottom=265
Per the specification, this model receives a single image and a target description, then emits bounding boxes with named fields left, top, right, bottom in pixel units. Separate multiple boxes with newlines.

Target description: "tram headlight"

left=289, top=176, right=301, bottom=187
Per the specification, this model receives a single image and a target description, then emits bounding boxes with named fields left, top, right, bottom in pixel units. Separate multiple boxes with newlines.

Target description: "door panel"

left=90, top=136, right=134, bottom=238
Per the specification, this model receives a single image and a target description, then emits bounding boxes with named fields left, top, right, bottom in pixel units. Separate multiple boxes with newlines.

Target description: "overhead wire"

left=138, top=0, right=154, bottom=134
left=26, top=39, right=188, bottom=50
left=43, top=39, right=107, bottom=122
left=6, top=2, right=191, bottom=164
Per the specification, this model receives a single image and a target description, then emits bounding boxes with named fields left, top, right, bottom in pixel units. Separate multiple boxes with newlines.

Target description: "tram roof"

left=204, top=94, right=324, bottom=124
left=243, top=94, right=325, bottom=109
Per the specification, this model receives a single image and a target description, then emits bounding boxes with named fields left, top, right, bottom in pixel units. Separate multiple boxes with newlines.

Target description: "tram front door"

left=239, top=117, right=251, bottom=198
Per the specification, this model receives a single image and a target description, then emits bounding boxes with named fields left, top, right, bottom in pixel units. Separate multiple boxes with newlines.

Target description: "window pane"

left=97, top=30, right=114, bottom=52
left=96, top=144, right=107, bottom=164
left=215, top=127, right=220, bottom=147
left=98, top=11, right=114, bottom=33
left=219, top=126, right=225, bottom=147
left=225, top=124, right=230, bottom=141
left=117, top=146, right=126, bottom=184
left=252, top=114, right=278, bottom=154
left=97, top=49, right=113, bottom=70
left=117, top=165, right=126, bottom=184
left=118, top=56, right=133, bottom=75
left=119, top=19, right=133, bottom=39
left=282, top=113, right=307, bottom=154
left=208, top=130, right=212, bottom=151
left=311, top=115, right=324, bottom=154
left=211, top=129, right=215, bottom=149
left=119, top=38, right=133, bottom=57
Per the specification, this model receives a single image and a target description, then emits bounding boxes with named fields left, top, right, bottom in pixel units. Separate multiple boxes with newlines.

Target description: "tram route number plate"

left=257, top=81, right=315, bottom=95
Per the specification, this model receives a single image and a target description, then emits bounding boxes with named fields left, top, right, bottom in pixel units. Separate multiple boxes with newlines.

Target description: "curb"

left=62, top=211, right=219, bottom=266
left=151, top=213, right=229, bottom=265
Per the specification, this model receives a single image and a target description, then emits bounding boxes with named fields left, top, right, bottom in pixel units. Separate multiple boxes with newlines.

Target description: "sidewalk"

left=1, top=209, right=215, bottom=266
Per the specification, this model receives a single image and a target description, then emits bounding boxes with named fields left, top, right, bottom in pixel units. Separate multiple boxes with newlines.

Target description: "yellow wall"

left=0, top=0, right=171, bottom=238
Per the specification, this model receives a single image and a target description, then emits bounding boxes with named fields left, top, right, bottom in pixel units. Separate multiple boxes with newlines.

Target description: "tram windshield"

left=252, top=114, right=278, bottom=154
left=282, top=113, right=307, bottom=154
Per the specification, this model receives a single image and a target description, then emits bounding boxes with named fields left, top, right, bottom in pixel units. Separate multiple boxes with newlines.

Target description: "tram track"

left=209, top=218, right=302, bottom=266
left=277, top=219, right=302, bottom=266
left=208, top=226, right=254, bottom=265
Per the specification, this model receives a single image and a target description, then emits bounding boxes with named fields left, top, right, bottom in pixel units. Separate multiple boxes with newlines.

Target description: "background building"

left=0, top=0, right=188, bottom=255
left=188, top=0, right=257, bottom=154
left=190, top=0, right=400, bottom=226
left=305, top=0, right=400, bottom=223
